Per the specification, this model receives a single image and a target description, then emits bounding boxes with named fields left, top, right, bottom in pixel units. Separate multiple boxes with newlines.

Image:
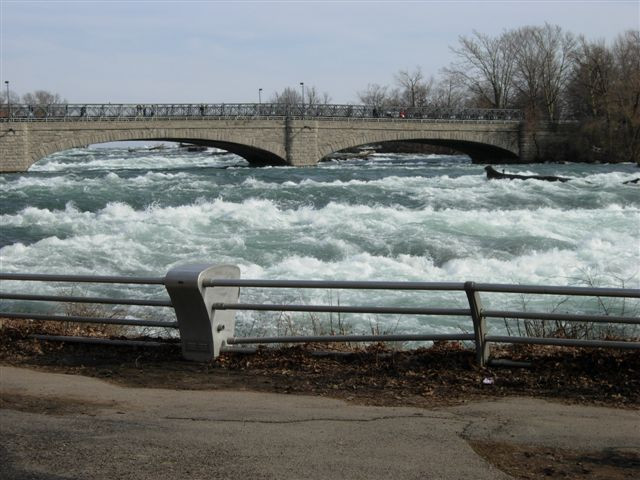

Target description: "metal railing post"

left=164, top=264, right=240, bottom=361
left=465, top=281, right=490, bottom=367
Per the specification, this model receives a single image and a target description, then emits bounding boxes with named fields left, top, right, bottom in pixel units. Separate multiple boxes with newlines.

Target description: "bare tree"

left=271, top=85, right=330, bottom=105
left=447, top=30, right=517, bottom=108
left=0, top=89, right=20, bottom=106
left=565, top=37, right=615, bottom=160
left=511, top=24, right=576, bottom=120
left=566, top=30, right=639, bottom=162
left=512, top=26, right=546, bottom=118
left=357, top=83, right=390, bottom=108
left=567, top=36, right=614, bottom=119
left=305, top=86, right=332, bottom=105
left=431, top=74, right=470, bottom=109
left=611, top=30, right=640, bottom=162
left=534, top=24, right=576, bottom=121
left=320, top=91, right=332, bottom=105
left=22, top=90, right=67, bottom=105
left=394, top=67, right=433, bottom=107
left=270, top=87, right=302, bottom=105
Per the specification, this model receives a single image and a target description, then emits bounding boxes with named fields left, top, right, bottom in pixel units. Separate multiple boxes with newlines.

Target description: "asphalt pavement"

left=1, top=366, right=638, bottom=479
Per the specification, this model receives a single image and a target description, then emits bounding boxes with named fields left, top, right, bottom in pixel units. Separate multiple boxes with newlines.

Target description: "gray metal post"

left=165, top=264, right=240, bottom=361
left=465, top=281, right=490, bottom=367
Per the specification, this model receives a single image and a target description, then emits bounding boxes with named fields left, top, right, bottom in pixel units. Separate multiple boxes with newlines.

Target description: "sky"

left=1, top=0, right=638, bottom=104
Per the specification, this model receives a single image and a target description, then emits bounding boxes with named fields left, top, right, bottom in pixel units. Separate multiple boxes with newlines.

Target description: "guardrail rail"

left=1, top=264, right=638, bottom=365
left=1, top=103, right=523, bottom=123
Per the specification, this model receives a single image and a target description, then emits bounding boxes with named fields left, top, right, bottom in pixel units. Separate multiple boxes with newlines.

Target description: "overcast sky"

left=1, top=0, right=638, bottom=104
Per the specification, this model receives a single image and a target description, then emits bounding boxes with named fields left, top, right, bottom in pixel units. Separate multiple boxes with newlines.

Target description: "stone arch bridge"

left=0, top=103, right=537, bottom=172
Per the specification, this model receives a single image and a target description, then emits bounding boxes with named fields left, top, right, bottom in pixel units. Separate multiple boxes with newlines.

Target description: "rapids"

left=1, top=145, right=638, bottom=337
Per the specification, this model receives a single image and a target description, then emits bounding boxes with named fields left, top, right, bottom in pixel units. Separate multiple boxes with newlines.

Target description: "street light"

left=4, top=81, right=9, bottom=119
left=299, top=82, right=305, bottom=106
left=258, top=88, right=263, bottom=104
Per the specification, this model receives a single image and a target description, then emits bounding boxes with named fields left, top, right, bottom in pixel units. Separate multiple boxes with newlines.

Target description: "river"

left=1, top=145, right=638, bottom=337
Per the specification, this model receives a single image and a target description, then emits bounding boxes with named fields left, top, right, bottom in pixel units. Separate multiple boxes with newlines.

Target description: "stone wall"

left=518, top=122, right=580, bottom=163
left=0, top=124, right=31, bottom=172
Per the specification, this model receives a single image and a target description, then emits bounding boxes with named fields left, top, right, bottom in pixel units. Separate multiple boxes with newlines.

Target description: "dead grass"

left=1, top=317, right=638, bottom=408
left=0, top=316, right=127, bottom=340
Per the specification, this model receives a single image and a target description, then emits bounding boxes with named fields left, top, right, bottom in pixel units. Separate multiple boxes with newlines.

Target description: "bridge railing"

left=0, top=103, right=523, bottom=122
left=1, top=264, right=638, bottom=365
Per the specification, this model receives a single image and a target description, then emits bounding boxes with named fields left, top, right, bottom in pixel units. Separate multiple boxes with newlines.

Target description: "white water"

left=1, top=147, right=639, bottom=337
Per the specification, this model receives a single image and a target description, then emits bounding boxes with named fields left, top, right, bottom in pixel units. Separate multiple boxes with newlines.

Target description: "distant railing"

left=1, top=264, right=638, bottom=366
left=0, top=103, right=523, bottom=123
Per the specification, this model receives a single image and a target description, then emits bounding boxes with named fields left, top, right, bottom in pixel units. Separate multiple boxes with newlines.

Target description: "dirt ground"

left=467, top=440, right=639, bottom=480
left=1, top=320, right=639, bottom=479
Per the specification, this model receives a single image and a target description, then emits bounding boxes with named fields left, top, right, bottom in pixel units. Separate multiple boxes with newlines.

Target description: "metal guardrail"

left=0, top=272, right=175, bottom=329
left=1, top=264, right=638, bottom=365
left=0, top=103, right=523, bottom=122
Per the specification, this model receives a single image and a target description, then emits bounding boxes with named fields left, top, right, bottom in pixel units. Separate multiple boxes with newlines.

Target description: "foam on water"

left=29, top=147, right=245, bottom=173
left=1, top=147, right=639, bottom=335
left=2, top=197, right=637, bottom=287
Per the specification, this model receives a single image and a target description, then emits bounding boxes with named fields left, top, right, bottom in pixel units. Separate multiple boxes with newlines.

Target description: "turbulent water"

left=1, top=145, right=639, bottom=337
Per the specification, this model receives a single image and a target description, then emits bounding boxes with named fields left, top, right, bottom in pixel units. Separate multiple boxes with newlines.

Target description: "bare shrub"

left=503, top=271, right=639, bottom=341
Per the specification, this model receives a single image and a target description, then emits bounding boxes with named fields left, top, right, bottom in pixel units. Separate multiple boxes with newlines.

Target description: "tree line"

left=1, top=90, right=66, bottom=106
left=356, top=25, right=639, bottom=163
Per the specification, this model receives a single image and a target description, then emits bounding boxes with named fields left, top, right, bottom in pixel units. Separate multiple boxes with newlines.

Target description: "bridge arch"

left=144, top=139, right=287, bottom=166
left=323, top=139, right=520, bottom=163
left=316, top=123, right=520, bottom=164
left=12, top=123, right=288, bottom=171
left=36, top=132, right=287, bottom=168
left=30, top=139, right=288, bottom=170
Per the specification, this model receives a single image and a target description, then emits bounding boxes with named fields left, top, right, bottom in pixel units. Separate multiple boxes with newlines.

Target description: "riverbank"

left=1, top=320, right=638, bottom=409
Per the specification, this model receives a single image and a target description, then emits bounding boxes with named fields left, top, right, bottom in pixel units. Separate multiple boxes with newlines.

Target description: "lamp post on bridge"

left=258, top=88, right=262, bottom=105
left=4, top=81, right=9, bottom=120
left=299, top=82, right=304, bottom=117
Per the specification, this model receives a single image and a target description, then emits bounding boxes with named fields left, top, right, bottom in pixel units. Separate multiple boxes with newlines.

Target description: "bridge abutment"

left=1, top=124, right=32, bottom=172
left=518, top=121, right=579, bottom=163
left=519, top=122, right=542, bottom=163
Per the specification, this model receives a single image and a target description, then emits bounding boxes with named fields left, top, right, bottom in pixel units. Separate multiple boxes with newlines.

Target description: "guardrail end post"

left=164, top=264, right=240, bottom=362
left=465, top=281, right=490, bottom=367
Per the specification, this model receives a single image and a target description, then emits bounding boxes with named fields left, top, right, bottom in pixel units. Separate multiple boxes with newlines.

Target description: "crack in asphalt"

left=162, top=413, right=454, bottom=425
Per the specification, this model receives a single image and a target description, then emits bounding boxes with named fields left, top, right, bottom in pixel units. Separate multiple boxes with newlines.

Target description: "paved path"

left=1, top=366, right=638, bottom=479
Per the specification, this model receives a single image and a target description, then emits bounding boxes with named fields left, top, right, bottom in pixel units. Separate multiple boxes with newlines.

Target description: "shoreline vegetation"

left=1, top=318, right=638, bottom=409
left=361, top=26, right=640, bottom=165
